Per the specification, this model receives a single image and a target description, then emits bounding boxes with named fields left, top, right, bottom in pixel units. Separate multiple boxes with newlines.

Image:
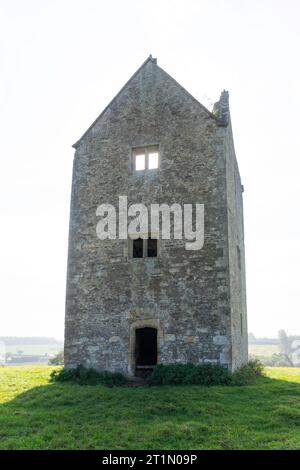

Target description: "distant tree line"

left=248, top=333, right=279, bottom=345
left=0, top=337, right=62, bottom=345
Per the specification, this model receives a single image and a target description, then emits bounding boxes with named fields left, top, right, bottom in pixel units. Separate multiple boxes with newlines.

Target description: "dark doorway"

left=135, top=328, right=157, bottom=374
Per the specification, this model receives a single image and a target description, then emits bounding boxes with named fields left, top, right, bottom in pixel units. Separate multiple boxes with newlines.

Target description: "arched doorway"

left=135, top=327, right=157, bottom=376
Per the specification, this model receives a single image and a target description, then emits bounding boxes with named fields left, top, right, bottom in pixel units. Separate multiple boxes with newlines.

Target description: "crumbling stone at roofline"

left=213, top=90, right=230, bottom=126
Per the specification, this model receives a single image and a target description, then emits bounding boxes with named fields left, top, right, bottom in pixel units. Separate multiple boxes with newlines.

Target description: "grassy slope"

left=0, top=366, right=300, bottom=450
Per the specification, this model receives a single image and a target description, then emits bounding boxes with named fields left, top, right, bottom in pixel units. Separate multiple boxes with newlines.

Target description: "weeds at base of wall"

left=51, top=360, right=264, bottom=387
left=50, top=366, right=128, bottom=387
left=149, top=360, right=264, bottom=386
left=230, top=359, right=265, bottom=386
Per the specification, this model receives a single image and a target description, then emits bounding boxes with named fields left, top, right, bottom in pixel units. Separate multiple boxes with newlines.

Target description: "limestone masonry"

left=64, top=56, right=248, bottom=375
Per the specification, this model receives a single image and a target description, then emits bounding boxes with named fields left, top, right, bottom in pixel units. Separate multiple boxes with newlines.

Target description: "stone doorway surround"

left=128, top=318, right=163, bottom=376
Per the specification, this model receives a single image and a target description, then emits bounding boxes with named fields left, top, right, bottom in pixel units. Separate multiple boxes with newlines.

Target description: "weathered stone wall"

left=64, top=57, right=247, bottom=374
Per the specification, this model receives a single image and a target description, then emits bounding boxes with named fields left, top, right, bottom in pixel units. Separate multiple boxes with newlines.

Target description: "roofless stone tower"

left=64, top=56, right=248, bottom=375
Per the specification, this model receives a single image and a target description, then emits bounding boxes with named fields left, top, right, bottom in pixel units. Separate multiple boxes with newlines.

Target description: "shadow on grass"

left=1, top=375, right=300, bottom=450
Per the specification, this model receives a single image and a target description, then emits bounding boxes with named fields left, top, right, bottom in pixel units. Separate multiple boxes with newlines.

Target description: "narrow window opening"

left=132, top=238, right=143, bottom=258
left=135, top=327, right=157, bottom=377
left=135, top=154, right=145, bottom=171
left=148, top=152, right=159, bottom=169
left=240, top=313, right=243, bottom=336
left=147, top=237, right=157, bottom=257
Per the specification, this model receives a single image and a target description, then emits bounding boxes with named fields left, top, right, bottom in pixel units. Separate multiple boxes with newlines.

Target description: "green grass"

left=0, top=366, right=300, bottom=450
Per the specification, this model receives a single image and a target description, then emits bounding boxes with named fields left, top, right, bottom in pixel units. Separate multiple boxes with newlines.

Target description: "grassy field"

left=0, top=365, right=300, bottom=450
left=249, top=344, right=279, bottom=358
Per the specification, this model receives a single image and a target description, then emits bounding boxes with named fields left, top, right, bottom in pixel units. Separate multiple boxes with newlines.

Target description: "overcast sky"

left=1, top=0, right=299, bottom=340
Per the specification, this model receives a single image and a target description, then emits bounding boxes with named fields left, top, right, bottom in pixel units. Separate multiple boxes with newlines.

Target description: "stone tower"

left=64, top=56, right=248, bottom=375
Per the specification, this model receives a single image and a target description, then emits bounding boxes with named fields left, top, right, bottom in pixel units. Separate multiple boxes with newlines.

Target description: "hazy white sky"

left=1, top=0, right=299, bottom=340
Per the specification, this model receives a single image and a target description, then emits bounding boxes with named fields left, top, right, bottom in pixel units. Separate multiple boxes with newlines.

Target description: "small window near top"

left=148, top=152, right=159, bottom=169
left=237, top=245, right=241, bottom=270
left=135, top=154, right=145, bottom=171
left=147, top=237, right=157, bottom=257
left=132, top=146, right=159, bottom=172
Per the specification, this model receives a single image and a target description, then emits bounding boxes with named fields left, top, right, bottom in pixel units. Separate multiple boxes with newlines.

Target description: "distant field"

left=4, top=343, right=277, bottom=359
left=4, top=344, right=63, bottom=356
left=249, top=344, right=279, bottom=358
left=0, top=365, right=300, bottom=450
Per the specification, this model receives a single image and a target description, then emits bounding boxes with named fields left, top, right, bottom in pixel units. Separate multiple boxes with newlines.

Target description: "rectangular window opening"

left=148, top=152, right=159, bottom=169
left=135, top=154, right=145, bottom=171
left=132, top=238, right=143, bottom=258
left=147, top=237, right=157, bottom=257
left=237, top=245, right=241, bottom=270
